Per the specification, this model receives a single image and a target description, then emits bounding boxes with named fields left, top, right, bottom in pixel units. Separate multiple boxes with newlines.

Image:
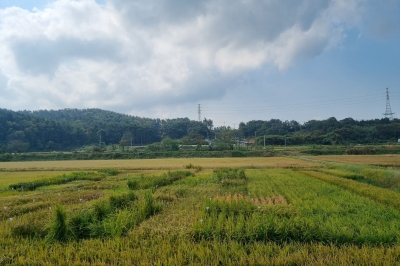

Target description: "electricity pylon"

left=383, top=88, right=394, bottom=120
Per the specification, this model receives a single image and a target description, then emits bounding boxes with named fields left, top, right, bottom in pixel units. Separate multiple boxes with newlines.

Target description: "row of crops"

left=0, top=159, right=399, bottom=265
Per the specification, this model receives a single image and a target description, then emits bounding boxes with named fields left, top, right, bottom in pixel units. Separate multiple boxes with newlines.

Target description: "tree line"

left=0, top=108, right=399, bottom=153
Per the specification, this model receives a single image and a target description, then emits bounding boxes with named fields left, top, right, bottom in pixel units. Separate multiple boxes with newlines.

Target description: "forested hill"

left=1, top=108, right=208, bottom=152
left=237, top=117, right=400, bottom=146
left=1, top=107, right=400, bottom=153
left=20, top=108, right=163, bottom=145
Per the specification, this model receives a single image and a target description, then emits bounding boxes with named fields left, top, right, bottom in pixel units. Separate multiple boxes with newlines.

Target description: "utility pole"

left=198, top=104, right=201, bottom=122
left=264, top=135, right=265, bottom=148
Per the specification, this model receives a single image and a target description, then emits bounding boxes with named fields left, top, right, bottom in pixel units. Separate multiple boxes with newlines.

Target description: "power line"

left=201, top=93, right=386, bottom=115
left=202, top=92, right=383, bottom=111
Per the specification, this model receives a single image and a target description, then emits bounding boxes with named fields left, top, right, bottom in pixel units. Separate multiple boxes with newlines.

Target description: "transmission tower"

left=198, top=104, right=201, bottom=122
left=383, top=88, right=394, bottom=120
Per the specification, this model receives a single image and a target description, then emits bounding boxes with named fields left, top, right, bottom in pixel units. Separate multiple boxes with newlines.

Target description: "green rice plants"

left=11, top=217, right=47, bottom=238
left=47, top=204, right=68, bottom=242
left=101, top=211, right=133, bottom=238
left=8, top=171, right=107, bottom=191
left=184, top=163, right=203, bottom=172
left=68, top=211, right=93, bottom=240
left=175, top=187, right=187, bottom=197
left=139, top=192, right=162, bottom=220
left=301, top=170, right=400, bottom=209
left=127, top=179, right=139, bottom=190
left=155, top=194, right=176, bottom=202
left=98, top=169, right=120, bottom=176
left=127, top=171, right=193, bottom=190
left=109, top=191, right=137, bottom=211
left=3, top=161, right=400, bottom=264
left=221, top=179, right=247, bottom=187
left=316, top=169, right=364, bottom=180
left=213, top=168, right=247, bottom=182
left=92, top=200, right=112, bottom=221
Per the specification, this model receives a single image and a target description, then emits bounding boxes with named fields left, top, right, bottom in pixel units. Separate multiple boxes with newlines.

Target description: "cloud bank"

left=0, top=0, right=368, bottom=115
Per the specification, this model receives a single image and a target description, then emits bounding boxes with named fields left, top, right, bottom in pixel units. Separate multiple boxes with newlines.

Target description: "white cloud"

left=0, top=0, right=367, bottom=114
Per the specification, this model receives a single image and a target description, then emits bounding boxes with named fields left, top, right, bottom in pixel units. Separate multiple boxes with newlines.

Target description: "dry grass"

left=305, top=155, right=400, bottom=167
left=0, top=157, right=320, bottom=171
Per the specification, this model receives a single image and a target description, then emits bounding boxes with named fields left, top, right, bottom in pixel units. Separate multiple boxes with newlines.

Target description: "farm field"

left=306, top=154, right=400, bottom=167
left=0, top=157, right=320, bottom=171
left=0, top=156, right=399, bottom=265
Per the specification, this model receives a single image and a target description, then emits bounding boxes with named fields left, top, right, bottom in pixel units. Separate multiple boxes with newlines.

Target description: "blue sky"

left=0, top=0, right=50, bottom=10
left=0, top=0, right=399, bottom=127
left=0, top=0, right=106, bottom=9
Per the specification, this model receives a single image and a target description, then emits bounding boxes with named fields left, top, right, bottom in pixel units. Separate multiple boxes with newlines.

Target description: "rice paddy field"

left=0, top=157, right=399, bottom=265
left=306, top=154, right=400, bottom=167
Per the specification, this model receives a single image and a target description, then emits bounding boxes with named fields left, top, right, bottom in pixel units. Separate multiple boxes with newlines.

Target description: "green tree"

left=7, top=140, right=29, bottom=153
left=203, top=118, right=213, bottom=131
left=119, top=140, right=128, bottom=152
left=121, top=131, right=134, bottom=146
left=161, top=137, right=179, bottom=151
